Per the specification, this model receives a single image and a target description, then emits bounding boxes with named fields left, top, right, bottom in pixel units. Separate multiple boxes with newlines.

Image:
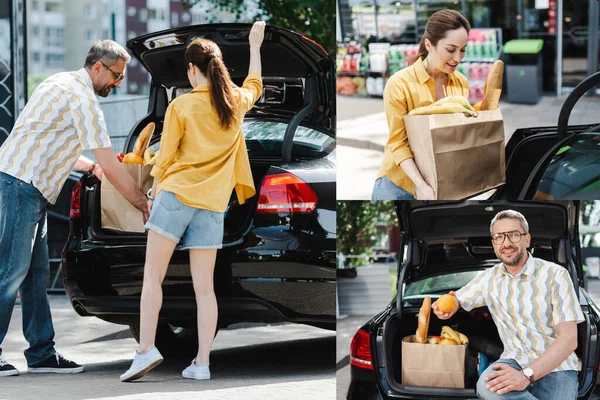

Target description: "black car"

left=496, top=71, right=600, bottom=200
left=61, top=23, right=336, bottom=350
left=347, top=201, right=600, bottom=399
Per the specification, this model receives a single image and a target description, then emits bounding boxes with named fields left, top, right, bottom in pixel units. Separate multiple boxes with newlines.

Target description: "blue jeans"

left=477, top=359, right=578, bottom=400
left=0, top=172, right=56, bottom=365
left=371, top=176, right=415, bottom=200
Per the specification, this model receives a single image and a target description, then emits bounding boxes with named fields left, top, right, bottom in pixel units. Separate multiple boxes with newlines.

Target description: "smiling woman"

left=372, top=9, right=472, bottom=202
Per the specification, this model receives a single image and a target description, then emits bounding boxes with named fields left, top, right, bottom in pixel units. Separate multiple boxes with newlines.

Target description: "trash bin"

left=504, top=39, right=544, bottom=104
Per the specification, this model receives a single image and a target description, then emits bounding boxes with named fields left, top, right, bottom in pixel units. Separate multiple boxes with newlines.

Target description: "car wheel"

left=128, top=324, right=219, bottom=355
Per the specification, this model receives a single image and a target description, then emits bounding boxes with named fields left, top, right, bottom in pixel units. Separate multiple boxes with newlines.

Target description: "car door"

left=497, top=71, right=600, bottom=200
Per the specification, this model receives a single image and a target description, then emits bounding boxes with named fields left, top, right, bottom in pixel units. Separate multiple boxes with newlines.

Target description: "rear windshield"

left=404, top=270, right=481, bottom=297
left=243, top=120, right=334, bottom=159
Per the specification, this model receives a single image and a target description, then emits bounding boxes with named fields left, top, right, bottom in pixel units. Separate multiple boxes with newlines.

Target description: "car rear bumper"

left=66, top=285, right=334, bottom=329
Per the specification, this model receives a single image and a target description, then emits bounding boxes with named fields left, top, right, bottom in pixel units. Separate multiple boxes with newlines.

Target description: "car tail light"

left=257, top=173, right=318, bottom=213
left=350, top=329, right=374, bottom=370
left=70, top=182, right=82, bottom=219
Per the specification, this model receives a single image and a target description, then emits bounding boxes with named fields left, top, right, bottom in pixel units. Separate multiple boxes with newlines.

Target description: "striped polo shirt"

left=455, top=254, right=584, bottom=372
left=0, top=68, right=111, bottom=204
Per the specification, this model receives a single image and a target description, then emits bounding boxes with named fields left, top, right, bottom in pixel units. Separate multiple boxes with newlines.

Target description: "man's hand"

left=484, top=364, right=530, bottom=395
left=91, top=163, right=103, bottom=180
left=431, top=291, right=459, bottom=320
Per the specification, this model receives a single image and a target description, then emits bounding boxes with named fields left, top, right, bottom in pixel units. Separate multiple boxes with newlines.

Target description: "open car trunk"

left=78, top=158, right=279, bottom=246
left=380, top=299, right=594, bottom=397
left=380, top=201, right=597, bottom=397
left=77, top=23, right=335, bottom=244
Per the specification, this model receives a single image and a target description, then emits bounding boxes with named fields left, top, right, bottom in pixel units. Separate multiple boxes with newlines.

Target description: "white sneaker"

left=120, top=346, right=163, bottom=382
left=0, top=355, right=19, bottom=377
left=182, top=359, right=210, bottom=380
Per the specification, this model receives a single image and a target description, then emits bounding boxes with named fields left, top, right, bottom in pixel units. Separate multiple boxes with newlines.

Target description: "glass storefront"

left=0, top=0, right=25, bottom=144
left=340, top=0, right=599, bottom=94
left=0, top=0, right=14, bottom=143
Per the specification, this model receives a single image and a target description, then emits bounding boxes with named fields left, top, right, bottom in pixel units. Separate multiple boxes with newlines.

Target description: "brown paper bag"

left=100, top=164, right=154, bottom=233
left=401, top=335, right=466, bottom=388
left=403, top=109, right=506, bottom=199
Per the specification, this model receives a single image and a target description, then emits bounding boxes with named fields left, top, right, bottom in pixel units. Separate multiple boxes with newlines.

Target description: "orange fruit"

left=439, top=338, right=458, bottom=345
left=435, top=294, right=457, bottom=313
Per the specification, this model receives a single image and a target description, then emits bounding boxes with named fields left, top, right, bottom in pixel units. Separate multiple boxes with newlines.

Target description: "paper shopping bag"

left=100, top=164, right=153, bottom=233
left=401, top=335, right=467, bottom=388
left=403, top=109, right=506, bottom=199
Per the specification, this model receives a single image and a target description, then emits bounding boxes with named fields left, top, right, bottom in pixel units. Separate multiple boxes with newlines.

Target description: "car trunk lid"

left=126, top=23, right=335, bottom=142
left=394, top=201, right=581, bottom=316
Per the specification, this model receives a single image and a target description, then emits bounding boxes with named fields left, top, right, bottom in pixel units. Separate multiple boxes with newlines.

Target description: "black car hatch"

left=394, top=201, right=580, bottom=317
left=126, top=24, right=335, bottom=163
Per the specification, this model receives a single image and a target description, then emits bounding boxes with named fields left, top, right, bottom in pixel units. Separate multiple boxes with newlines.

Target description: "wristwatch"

left=522, top=367, right=534, bottom=383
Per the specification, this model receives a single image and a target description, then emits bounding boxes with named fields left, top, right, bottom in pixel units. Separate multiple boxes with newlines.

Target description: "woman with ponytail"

left=120, top=21, right=266, bottom=382
left=372, top=10, right=471, bottom=200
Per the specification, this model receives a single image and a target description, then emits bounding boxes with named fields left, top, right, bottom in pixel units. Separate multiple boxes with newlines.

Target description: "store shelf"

left=464, top=57, right=501, bottom=63
left=337, top=71, right=364, bottom=77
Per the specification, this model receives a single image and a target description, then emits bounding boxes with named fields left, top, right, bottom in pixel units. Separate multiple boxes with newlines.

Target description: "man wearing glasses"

left=432, top=210, right=583, bottom=400
left=0, top=40, right=148, bottom=377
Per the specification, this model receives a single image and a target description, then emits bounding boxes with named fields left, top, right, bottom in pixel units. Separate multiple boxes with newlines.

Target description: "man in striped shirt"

left=433, top=210, right=583, bottom=400
left=0, top=40, right=149, bottom=377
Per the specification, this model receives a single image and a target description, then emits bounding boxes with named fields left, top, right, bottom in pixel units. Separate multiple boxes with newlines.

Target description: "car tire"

left=129, top=324, right=219, bottom=355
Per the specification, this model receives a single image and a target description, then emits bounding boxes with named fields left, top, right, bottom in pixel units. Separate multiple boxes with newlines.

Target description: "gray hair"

left=84, top=40, right=131, bottom=68
left=490, top=209, right=529, bottom=235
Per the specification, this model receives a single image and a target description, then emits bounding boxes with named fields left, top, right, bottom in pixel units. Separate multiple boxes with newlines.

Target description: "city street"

left=337, top=93, right=600, bottom=200
left=2, top=295, right=335, bottom=400
left=336, top=279, right=600, bottom=399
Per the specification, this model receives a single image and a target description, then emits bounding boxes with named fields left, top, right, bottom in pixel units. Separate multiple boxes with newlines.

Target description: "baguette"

left=132, top=122, right=155, bottom=157
left=415, top=296, right=431, bottom=343
left=480, top=60, right=504, bottom=111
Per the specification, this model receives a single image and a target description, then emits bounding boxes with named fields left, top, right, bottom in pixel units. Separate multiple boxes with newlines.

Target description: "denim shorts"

left=145, top=190, right=224, bottom=249
left=371, top=176, right=416, bottom=200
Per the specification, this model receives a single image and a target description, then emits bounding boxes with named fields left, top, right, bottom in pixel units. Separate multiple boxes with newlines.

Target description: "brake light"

left=70, top=182, right=82, bottom=218
left=350, top=329, right=373, bottom=370
left=257, top=173, right=318, bottom=213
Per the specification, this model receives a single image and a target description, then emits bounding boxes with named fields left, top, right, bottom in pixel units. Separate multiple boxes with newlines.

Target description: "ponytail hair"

left=185, top=38, right=235, bottom=130
left=409, top=9, right=471, bottom=66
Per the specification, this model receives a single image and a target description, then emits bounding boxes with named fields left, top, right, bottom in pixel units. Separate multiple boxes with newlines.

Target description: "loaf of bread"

left=415, top=296, right=431, bottom=343
left=133, top=122, right=155, bottom=157
left=480, top=60, right=504, bottom=111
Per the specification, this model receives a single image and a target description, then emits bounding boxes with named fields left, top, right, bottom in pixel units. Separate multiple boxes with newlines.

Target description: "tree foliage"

left=181, top=0, right=336, bottom=58
left=337, top=201, right=397, bottom=267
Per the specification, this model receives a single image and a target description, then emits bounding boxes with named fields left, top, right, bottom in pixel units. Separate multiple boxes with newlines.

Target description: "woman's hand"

left=249, top=21, right=266, bottom=48
left=415, top=182, right=436, bottom=200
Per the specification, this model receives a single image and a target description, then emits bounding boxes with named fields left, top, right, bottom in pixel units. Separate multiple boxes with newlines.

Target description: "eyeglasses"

left=492, top=231, right=527, bottom=245
left=100, top=62, right=125, bottom=81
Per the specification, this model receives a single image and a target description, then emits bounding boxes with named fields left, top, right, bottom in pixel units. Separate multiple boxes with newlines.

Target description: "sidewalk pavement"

left=337, top=94, right=600, bottom=200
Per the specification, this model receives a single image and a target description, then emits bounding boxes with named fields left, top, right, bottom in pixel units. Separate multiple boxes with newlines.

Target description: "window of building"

left=45, top=53, right=65, bottom=68
left=181, top=12, right=191, bottom=23
left=31, top=26, right=39, bottom=37
left=45, top=27, right=64, bottom=47
left=171, top=12, right=179, bottom=26
left=31, top=1, right=39, bottom=11
left=84, top=4, right=97, bottom=19
left=139, top=9, right=148, bottom=23
left=32, top=52, right=40, bottom=63
left=127, top=6, right=136, bottom=17
left=45, top=2, right=61, bottom=12
left=86, top=29, right=96, bottom=45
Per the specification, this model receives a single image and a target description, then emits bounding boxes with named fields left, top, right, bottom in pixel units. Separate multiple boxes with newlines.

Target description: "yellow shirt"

left=151, top=72, right=262, bottom=213
left=377, top=57, right=470, bottom=195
